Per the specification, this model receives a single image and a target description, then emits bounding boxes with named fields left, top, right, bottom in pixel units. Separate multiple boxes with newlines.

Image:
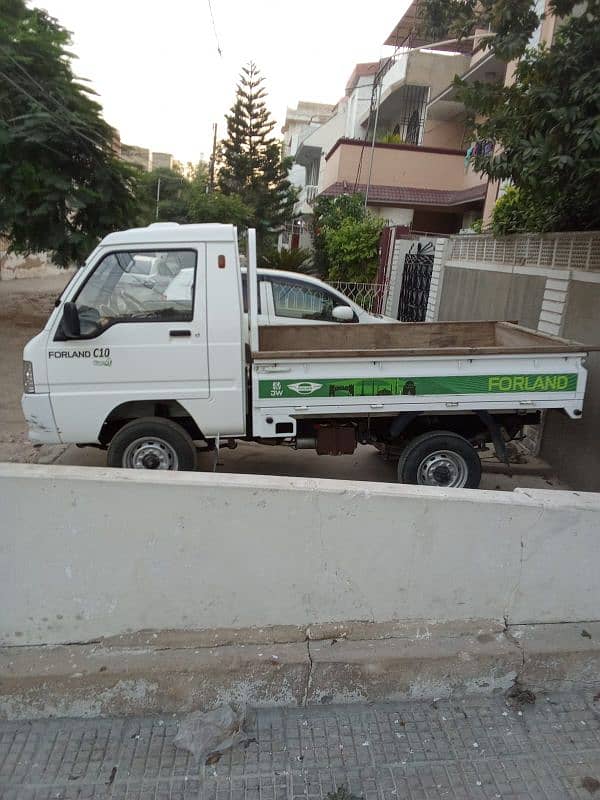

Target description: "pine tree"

left=218, top=62, right=296, bottom=244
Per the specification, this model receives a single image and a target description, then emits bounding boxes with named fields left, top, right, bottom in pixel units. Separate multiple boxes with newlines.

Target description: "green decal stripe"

left=258, top=373, right=578, bottom=399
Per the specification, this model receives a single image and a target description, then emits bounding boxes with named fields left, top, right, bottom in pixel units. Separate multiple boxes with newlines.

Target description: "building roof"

left=320, top=182, right=487, bottom=208
left=281, top=101, right=336, bottom=132
left=384, top=0, right=474, bottom=52
left=345, top=61, right=379, bottom=94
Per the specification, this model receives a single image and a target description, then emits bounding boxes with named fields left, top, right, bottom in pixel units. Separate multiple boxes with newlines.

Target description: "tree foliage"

left=418, top=0, right=542, bottom=61
left=324, top=217, right=384, bottom=283
left=133, top=161, right=253, bottom=229
left=311, top=194, right=384, bottom=283
left=0, top=0, right=140, bottom=265
left=218, top=62, right=296, bottom=246
left=136, top=166, right=188, bottom=225
left=419, top=0, right=600, bottom=234
left=187, top=190, right=253, bottom=228
left=310, top=194, right=366, bottom=277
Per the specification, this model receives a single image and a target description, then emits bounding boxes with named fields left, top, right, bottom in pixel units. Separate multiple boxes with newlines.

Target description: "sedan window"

left=271, top=277, right=353, bottom=322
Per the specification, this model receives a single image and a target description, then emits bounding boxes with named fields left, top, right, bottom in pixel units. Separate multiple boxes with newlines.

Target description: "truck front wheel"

left=107, top=417, right=198, bottom=471
left=398, top=430, right=481, bottom=489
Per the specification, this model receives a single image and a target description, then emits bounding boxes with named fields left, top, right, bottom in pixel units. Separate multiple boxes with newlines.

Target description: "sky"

left=36, top=0, right=409, bottom=165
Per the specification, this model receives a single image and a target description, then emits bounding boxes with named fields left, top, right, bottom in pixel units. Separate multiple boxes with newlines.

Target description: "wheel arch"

left=98, top=400, right=204, bottom=445
left=389, top=412, right=489, bottom=445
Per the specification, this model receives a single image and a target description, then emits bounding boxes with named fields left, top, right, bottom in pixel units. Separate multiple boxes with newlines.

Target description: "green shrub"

left=378, top=131, right=405, bottom=145
left=324, top=215, right=385, bottom=283
left=258, top=247, right=312, bottom=272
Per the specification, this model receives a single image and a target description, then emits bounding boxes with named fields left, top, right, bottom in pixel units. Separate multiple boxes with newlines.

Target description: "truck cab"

left=23, top=223, right=247, bottom=454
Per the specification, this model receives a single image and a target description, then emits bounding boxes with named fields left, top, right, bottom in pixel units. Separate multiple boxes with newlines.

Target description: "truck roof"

left=99, top=222, right=237, bottom=247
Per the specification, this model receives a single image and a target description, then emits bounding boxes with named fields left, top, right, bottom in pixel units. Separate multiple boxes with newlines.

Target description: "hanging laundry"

left=464, top=145, right=474, bottom=169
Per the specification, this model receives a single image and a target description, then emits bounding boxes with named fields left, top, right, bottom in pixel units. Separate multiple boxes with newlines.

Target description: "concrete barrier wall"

left=1, top=464, right=599, bottom=647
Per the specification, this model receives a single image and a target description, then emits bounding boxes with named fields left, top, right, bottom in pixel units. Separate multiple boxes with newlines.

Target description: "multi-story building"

left=283, top=5, right=496, bottom=240
left=280, top=101, right=337, bottom=248
left=281, top=102, right=336, bottom=163
left=119, top=143, right=174, bottom=173
left=424, top=0, right=560, bottom=222
left=151, top=152, right=174, bottom=171
left=120, top=143, right=151, bottom=172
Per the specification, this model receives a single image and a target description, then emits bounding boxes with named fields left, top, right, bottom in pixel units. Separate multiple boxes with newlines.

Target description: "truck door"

left=46, top=246, right=209, bottom=442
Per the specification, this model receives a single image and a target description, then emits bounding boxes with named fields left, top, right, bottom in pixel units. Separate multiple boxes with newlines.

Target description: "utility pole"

left=155, top=177, right=161, bottom=220
left=365, top=81, right=382, bottom=212
left=208, top=123, right=217, bottom=192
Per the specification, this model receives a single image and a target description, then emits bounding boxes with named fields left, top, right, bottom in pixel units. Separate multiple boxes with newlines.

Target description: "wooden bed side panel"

left=257, top=321, right=499, bottom=353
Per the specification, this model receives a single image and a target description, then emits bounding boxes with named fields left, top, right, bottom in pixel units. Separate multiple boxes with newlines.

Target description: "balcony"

left=427, top=51, right=506, bottom=125
left=323, top=139, right=485, bottom=196
left=319, top=139, right=487, bottom=233
left=358, top=50, right=470, bottom=138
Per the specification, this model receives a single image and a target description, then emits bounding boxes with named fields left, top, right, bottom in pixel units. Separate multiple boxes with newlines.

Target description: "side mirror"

left=332, top=305, right=354, bottom=322
left=61, top=301, right=81, bottom=338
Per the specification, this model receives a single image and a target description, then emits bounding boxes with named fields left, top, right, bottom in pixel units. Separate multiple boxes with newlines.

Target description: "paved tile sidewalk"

left=1, top=690, right=599, bottom=799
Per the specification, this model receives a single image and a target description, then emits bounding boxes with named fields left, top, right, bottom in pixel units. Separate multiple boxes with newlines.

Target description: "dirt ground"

left=0, top=275, right=568, bottom=490
left=0, top=274, right=74, bottom=463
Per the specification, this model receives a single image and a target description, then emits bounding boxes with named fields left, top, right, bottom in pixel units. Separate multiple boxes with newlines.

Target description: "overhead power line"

left=1, top=47, right=110, bottom=151
left=206, top=0, right=222, bottom=57
left=0, top=70, right=108, bottom=153
left=0, top=64, right=112, bottom=155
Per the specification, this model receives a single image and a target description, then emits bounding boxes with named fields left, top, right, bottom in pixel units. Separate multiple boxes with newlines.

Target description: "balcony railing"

left=294, top=184, right=319, bottom=215
left=302, top=185, right=318, bottom=203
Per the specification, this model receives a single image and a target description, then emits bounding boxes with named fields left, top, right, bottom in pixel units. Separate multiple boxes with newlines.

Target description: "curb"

left=0, top=622, right=517, bottom=720
left=1, top=622, right=598, bottom=720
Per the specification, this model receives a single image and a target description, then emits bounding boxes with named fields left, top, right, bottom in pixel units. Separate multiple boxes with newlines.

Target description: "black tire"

left=107, top=417, right=197, bottom=471
left=398, top=430, right=481, bottom=489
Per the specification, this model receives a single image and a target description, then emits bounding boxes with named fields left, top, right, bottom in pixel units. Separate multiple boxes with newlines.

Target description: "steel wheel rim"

left=416, top=449, right=468, bottom=488
left=122, top=437, right=179, bottom=470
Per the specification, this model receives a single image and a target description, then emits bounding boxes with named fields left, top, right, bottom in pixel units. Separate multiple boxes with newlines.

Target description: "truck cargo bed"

left=251, top=321, right=592, bottom=437
left=256, top=320, right=589, bottom=359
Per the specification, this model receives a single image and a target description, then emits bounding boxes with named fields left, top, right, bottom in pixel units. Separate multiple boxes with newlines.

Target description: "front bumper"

left=21, top=393, right=61, bottom=444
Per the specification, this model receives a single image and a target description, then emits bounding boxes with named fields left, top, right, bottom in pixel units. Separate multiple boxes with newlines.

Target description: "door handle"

left=169, top=329, right=191, bottom=337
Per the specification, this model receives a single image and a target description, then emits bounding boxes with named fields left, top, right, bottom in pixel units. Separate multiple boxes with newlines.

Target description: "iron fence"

left=329, top=282, right=388, bottom=314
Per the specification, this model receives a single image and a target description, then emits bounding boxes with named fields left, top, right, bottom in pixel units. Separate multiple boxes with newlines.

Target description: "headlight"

left=23, top=361, right=35, bottom=394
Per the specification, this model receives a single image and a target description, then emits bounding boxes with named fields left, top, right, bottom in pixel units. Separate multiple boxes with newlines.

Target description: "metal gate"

left=397, top=242, right=434, bottom=321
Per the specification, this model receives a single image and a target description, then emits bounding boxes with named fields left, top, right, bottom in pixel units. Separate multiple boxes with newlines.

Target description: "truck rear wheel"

left=107, top=417, right=197, bottom=471
left=398, top=430, right=481, bottom=489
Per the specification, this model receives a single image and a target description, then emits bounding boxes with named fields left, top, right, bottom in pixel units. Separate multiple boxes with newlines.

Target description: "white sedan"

left=165, top=267, right=394, bottom=325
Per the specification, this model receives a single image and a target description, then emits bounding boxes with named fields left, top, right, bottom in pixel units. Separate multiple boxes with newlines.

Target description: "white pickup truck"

left=22, top=222, right=592, bottom=488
